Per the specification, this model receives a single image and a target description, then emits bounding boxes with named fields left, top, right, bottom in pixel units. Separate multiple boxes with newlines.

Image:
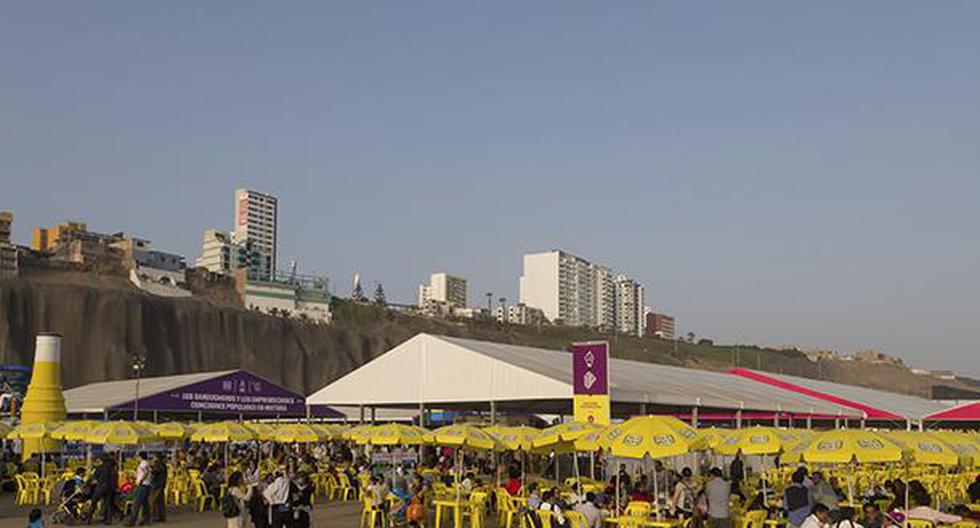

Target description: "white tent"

left=306, top=333, right=860, bottom=418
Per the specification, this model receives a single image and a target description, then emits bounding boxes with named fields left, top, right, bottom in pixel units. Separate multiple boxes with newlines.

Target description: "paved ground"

left=0, top=493, right=364, bottom=528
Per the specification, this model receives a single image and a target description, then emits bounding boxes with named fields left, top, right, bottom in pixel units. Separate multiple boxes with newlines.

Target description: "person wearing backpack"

left=224, top=471, right=254, bottom=528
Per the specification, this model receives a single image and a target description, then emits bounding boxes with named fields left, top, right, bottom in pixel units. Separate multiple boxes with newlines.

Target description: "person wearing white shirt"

left=573, top=492, right=604, bottom=528
left=539, top=490, right=567, bottom=528
left=801, top=504, right=831, bottom=528
left=126, top=452, right=152, bottom=526
left=263, top=470, right=292, bottom=528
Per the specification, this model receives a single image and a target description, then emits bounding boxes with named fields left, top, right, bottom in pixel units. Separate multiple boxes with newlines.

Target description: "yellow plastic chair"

left=336, top=473, right=357, bottom=501
left=906, top=520, right=934, bottom=528
left=191, top=478, right=216, bottom=512
left=740, top=510, right=766, bottom=528
left=360, top=494, right=388, bottom=528
left=565, top=510, right=589, bottom=528
left=495, top=488, right=521, bottom=528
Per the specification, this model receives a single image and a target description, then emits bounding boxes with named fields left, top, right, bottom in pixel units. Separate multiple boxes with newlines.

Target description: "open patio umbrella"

left=153, top=422, right=197, bottom=441
left=8, top=421, right=63, bottom=478
left=533, top=421, right=603, bottom=486
left=886, top=431, right=960, bottom=467
left=85, top=421, right=160, bottom=445
left=599, top=416, right=706, bottom=517
left=930, top=431, right=980, bottom=467
left=801, top=429, right=902, bottom=464
left=191, top=421, right=256, bottom=443
left=368, top=423, right=427, bottom=446
left=344, top=424, right=377, bottom=445
left=272, top=423, right=324, bottom=444
left=486, top=425, right=541, bottom=487
left=425, top=424, right=499, bottom=508
left=696, top=428, right=733, bottom=450
left=52, top=421, right=99, bottom=442
left=713, top=426, right=799, bottom=504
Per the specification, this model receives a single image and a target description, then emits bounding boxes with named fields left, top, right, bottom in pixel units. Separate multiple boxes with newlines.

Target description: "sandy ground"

left=0, top=493, right=364, bottom=528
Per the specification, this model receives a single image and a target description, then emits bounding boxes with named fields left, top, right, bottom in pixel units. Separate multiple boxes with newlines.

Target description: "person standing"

left=263, top=469, right=291, bottom=528
left=784, top=471, right=812, bottom=528
left=224, top=471, right=255, bottom=528
left=92, top=456, right=119, bottom=525
left=127, top=452, right=153, bottom=526
left=705, top=468, right=732, bottom=528
left=729, top=455, right=745, bottom=500
left=149, top=453, right=167, bottom=523
left=290, top=473, right=314, bottom=528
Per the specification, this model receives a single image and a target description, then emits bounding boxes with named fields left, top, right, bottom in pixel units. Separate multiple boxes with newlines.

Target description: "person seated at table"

left=884, top=480, right=905, bottom=514
left=862, top=480, right=888, bottom=502
left=861, top=502, right=895, bottom=528
left=831, top=507, right=864, bottom=528
left=527, top=483, right=543, bottom=510
left=617, top=464, right=633, bottom=490
left=461, top=472, right=476, bottom=495
left=801, top=504, right=831, bottom=528
left=505, top=468, right=522, bottom=496
left=672, top=467, right=701, bottom=517
left=785, top=470, right=813, bottom=528
left=809, top=473, right=839, bottom=510
left=905, top=480, right=962, bottom=525
left=574, top=492, right=605, bottom=528
left=968, top=475, right=980, bottom=504
left=828, top=477, right=846, bottom=502
left=539, top=490, right=568, bottom=528
left=631, top=475, right=651, bottom=502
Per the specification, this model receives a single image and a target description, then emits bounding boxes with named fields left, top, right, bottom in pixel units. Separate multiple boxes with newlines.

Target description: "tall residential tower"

left=233, top=188, right=278, bottom=281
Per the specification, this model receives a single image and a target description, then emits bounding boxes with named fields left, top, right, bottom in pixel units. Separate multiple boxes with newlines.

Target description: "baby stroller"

left=49, top=479, right=90, bottom=525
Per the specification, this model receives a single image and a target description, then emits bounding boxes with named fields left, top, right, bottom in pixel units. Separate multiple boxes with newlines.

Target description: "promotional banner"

left=571, top=342, right=611, bottom=424
left=121, top=370, right=314, bottom=416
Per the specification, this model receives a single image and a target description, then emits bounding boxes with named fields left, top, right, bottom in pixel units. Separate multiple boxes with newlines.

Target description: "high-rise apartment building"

left=418, top=272, right=468, bottom=309
left=646, top=312, right=676, bottom=339
left=519, top=250, right=644, bottom=332
left=614, top=274, right=645, bottom=336
left=0, top=211, right=17, bottom=279
left=195, top=229, right=254, bottom=276
left=0, top=211, right=12, bottom=244
left=233, top=188, right=277, bottom=281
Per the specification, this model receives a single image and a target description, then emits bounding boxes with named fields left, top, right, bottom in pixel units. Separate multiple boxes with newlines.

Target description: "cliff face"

left=0, top=270, right=965, bottom=398
left=0, top=271, right=422, bottom=394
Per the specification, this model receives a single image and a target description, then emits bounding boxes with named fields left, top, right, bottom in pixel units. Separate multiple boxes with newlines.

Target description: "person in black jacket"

left=289, top=473, right=314, bottom=528
left=91, top=456, right=120, bottom=525
left=149, top=453, right=168, bottom=522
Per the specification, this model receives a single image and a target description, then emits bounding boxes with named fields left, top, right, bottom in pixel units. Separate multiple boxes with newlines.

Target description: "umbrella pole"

left=590, top=451, right=595, bottom=480
left=456, top=449, right=462, bottom=504
left=574, top=452, right=582, bottom=496
left=762, top=456, right=768, bottom=507
left=847, top=463, right=854, bottom=508
left=653, top=459, right=660, bottom=521
left=41, top=451, right=45, bottom=480
left=521, top=451, right=526, bottom=493
left=615, top=462, right=621, bottom=515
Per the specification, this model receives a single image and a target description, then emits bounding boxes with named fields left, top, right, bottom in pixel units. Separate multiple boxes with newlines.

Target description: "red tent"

left=925, top=401, right=980, bottom=421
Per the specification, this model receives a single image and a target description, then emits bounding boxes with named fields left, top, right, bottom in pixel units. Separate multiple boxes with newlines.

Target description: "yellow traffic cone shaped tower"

left=20, top=333, right=67, bottom=460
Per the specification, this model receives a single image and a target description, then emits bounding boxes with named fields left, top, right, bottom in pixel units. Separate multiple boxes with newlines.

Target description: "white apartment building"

left=417, top=272, right=468, bottom=309
left=519, top=249, right=646, bottom=333
left=614, top=274, right=646, bottom=336
left=495, top=303, right=547, bottom=326
left=234, top=188, right=277, bottom=281
left=195, top=229, right=253, bottom=276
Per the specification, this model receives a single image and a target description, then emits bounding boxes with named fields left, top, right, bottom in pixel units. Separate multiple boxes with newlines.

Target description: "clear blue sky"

left=3, top=2, right=979, bottom=376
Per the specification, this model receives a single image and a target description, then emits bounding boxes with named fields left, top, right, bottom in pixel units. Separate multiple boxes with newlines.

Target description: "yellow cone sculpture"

left=20, top=334, right=67, bottom=459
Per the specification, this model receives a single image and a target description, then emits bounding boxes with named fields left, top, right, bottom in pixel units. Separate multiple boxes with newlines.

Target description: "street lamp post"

left=131, top=353, right=147, bottom=420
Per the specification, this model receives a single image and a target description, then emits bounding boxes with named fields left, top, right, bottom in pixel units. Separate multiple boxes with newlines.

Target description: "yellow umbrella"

left=714, top=426, right=796, bottom=456
left=241, top=422, right=278, bottom=441
left=485, top=426, right=540, bottom=452
left=801, top=429, right=902, bottom=464
left=8, top=421, right=63, bottom=441
left=424, top=424, right=498, bottom=451
left=191, top=421, right=256, bottom=443
left=887, top=431, right=964, bottom=467
left=599, top=415, right=705, bottom=459
left=344, top=424, right=377, bottom=444
left=532, top=421, right=603, bottom=449
left=931, top=431, right=980, bottom=466
left=369, top=423, right=427, bottom=446
left=85, top=421, right=160, bottom=445
left=696, top=428, right=732, bottom=449
left=52, top=420, right=99, bottom=442
left=307, top=423, right=337, bottom=441
left=153, top=422, right=197, bottom=440
left=272, top=423, right=324, bottom=444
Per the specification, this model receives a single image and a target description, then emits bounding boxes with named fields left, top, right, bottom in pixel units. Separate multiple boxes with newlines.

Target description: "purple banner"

left=572, top=342, right=609, bottom=395
left=115, top=370, right=327, bottom=417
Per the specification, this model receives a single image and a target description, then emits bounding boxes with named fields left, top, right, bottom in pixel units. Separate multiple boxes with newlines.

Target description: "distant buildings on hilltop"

left=518, top=250, right=647, bottom=336
left=646, top=312, right=676, bottom=340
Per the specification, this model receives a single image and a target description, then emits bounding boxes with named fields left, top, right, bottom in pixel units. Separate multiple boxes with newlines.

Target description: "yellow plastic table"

left=434, top=499, right=465, bottom=528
